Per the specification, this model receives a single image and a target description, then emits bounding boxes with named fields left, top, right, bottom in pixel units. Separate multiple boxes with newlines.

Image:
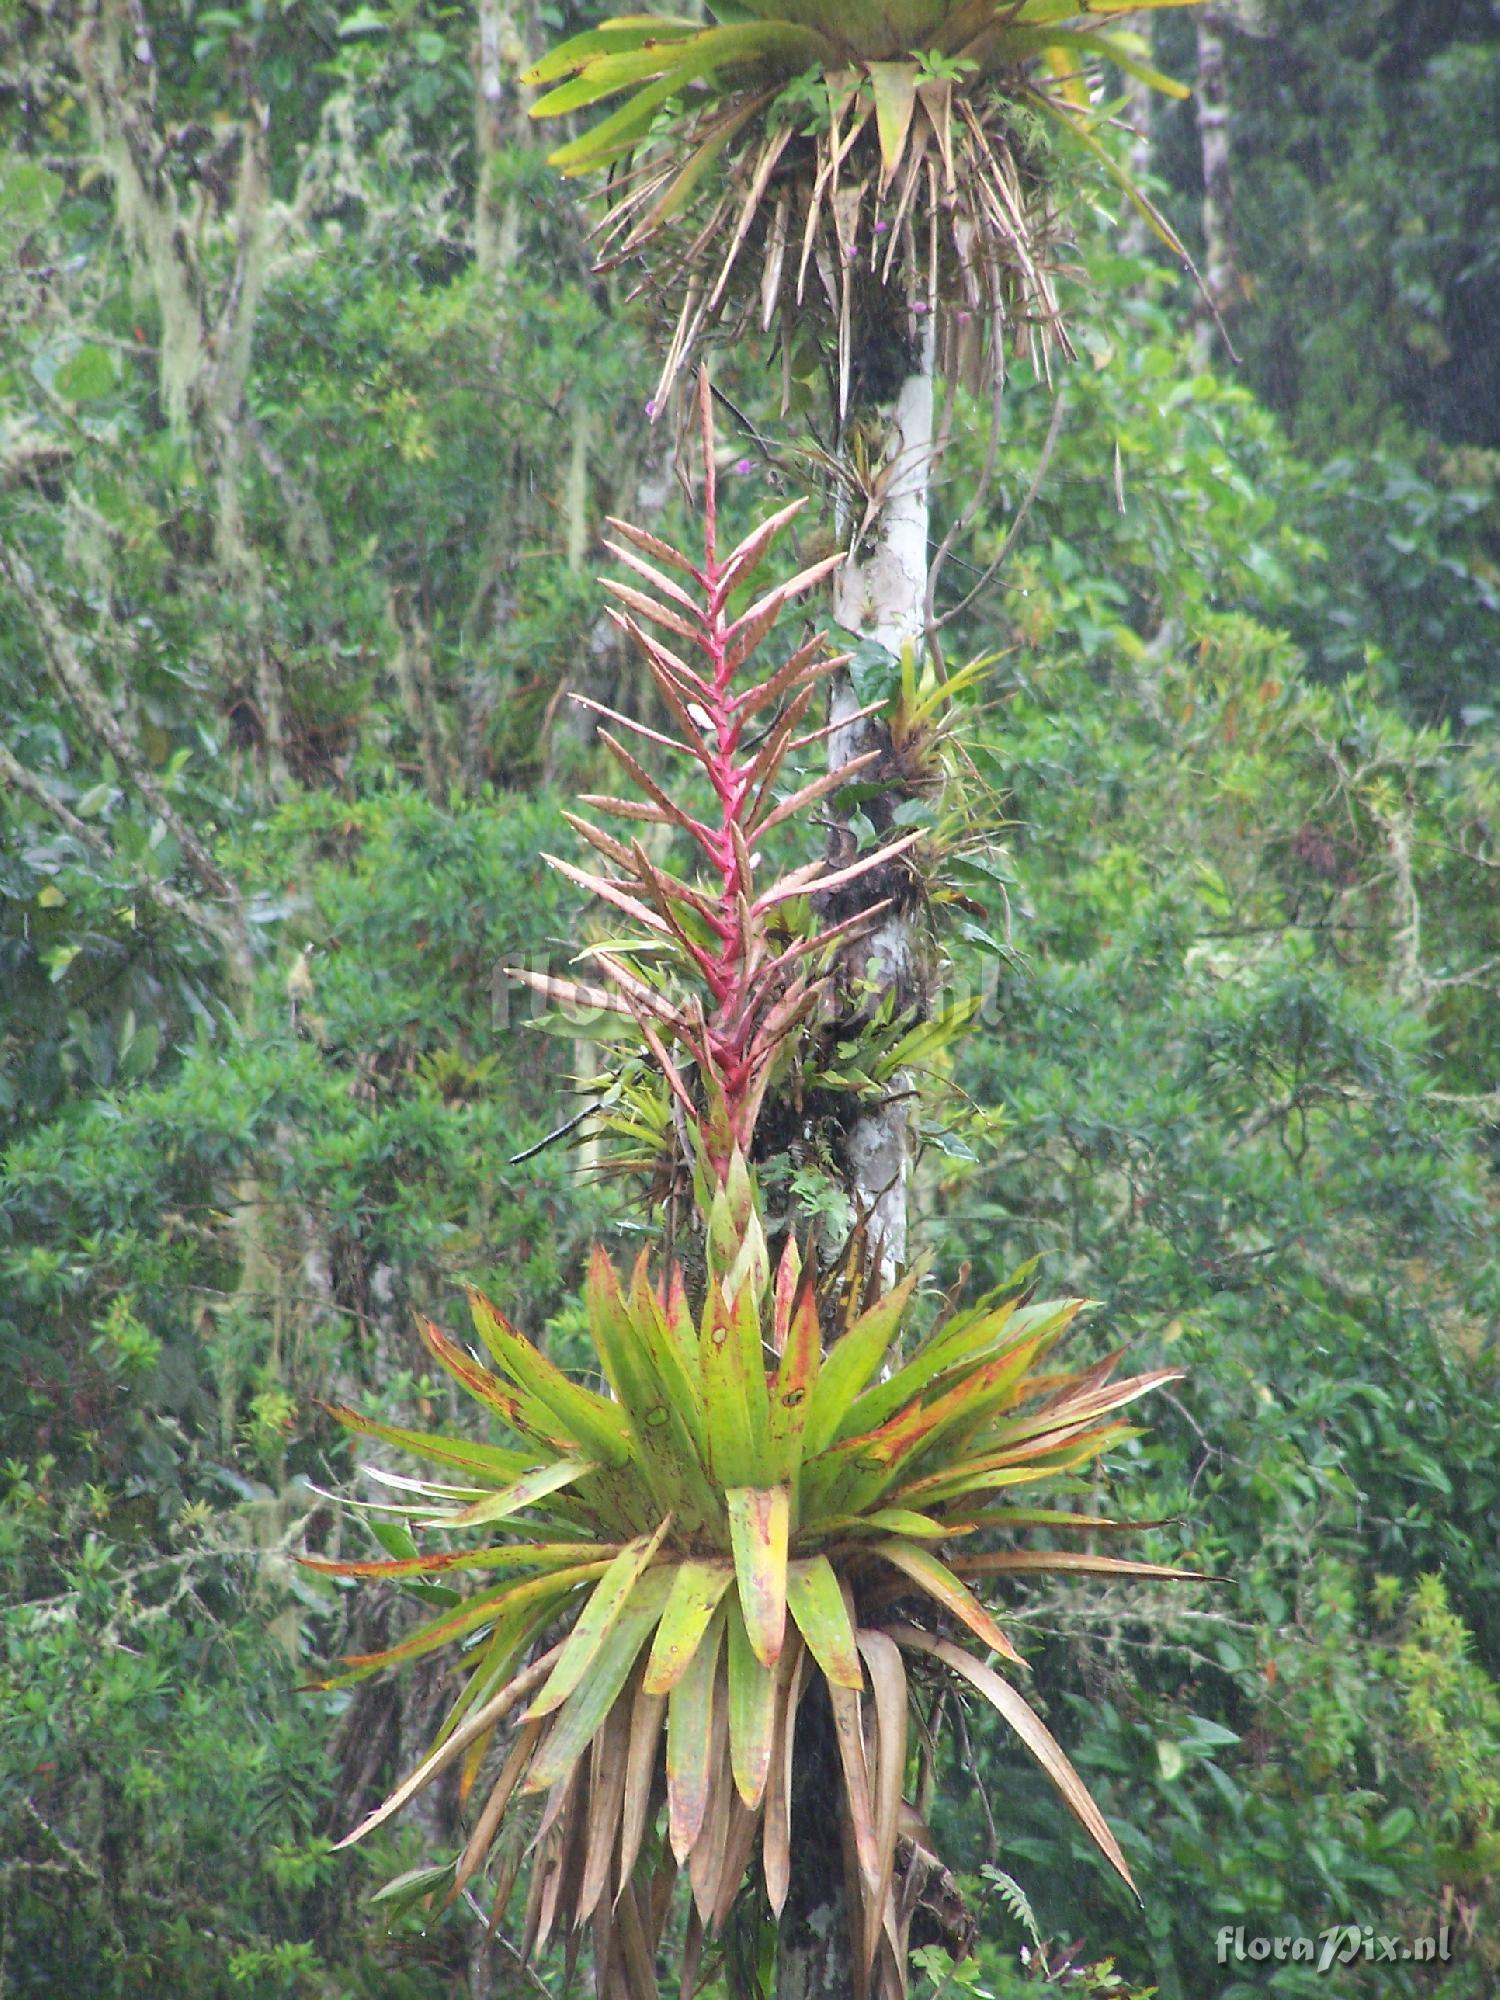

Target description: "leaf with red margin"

left=467, top=1289, right=633, bottom=1467
left=524, top=1566, right=674, bottom=1796
left=317, top=1401, right=530, bottom=1487
left=415, top=1316, right=545, bottom=1435
left=888, top=1624, right=1139, bottom=1899
left=872, top=1539, right=1024, bottom=1666
left=766, top=1279, right=821, bottom=1484
left=527, top=1517, right=672, bottom=1718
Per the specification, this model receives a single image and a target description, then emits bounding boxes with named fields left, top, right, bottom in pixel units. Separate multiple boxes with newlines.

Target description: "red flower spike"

left=521, top=368, right=859, bottom=1189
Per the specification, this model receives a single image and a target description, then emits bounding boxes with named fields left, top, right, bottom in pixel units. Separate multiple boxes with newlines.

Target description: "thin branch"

left=457, top=1892, right=555, bottom=1997
left=924, top=368, right=1008, bottom=670
left=0, top=741, right=239, bottom=957
left=932, top=393, right=1067, bottom=632
left=1, top=548, right=242, bottom=913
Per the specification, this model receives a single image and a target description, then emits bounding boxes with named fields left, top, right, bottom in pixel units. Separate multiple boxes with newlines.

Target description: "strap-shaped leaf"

left=867, top=62, right=918, bottom=186
left=819, top=1506, right=949, bottom=1542
left=727, top=1484, right=789, bottom=1668
left=787, top=1554, right=864, bottom=1689
left=799, top=1262, right=924, bottom=1459
left=899, top=1433, right=1128, bottom=1507
left=685, top=1692, right=734, bottom=1925
left=1038, top=35, right=1090, bottom=112
left=1057, top=25, right=1192, bottom=102
left=710, top=1790, right=764, bottom=1933
left=617, top=1674, right=667, bottom=1892
left=762, top=1639, right=808, bottom=1916
left=666, top=1599, right=726, bottom=1860
left=334, top=1640, right=563, bottom=1847
left=643, top=1558, right=734, bottom=1694
left=578, top=1694, right=635, bottom=1919
left=540, top=22, right=828, bottom=168
left=958, top=1506, right=1146, bottom=1533
left=841, top=1294, right=1073, bottom=1439
left=318, top=1402, right=530, bottom=1486
left=766, top=1277, right=821, bottom=1483
left=415, top=1316, right=552, bottom=1438
left=1035, top=85, right=1191, bottom=259
left=981, top=1366, right=1183, bottom=1453
left=889, top=1624, right=1138, bottom=1898
left=326, top=1560, right=604, bottom=1685
left=855, top=1628, right=907, bottom=1978
left=427, top=1595, right=559, bottom=1756
left=873, top=1539, right=1024, bottom=1665
left=526, top=1566, right=675, bottom=1795
left=468, top=1289, right=633, bottom=1467
left=828, top=1678, right=879, bottom=1889
left=532, top=45, right=710, bottom=119
left=441, top=1456, right=599, bottom=1530
left=452, top=1712, right=545, bottom=1901
left=812, top=1338, right=1073, bottom=1518
left=770, top=1232, right=802, bottom=1354
left=726, top=1595, right=778, bottom=1808
left=527, top=1517, right=672, bottom=1718
left=630, top=1252, right=707, bottom=1439
left=699, top=1280, right=769, bottom=1484
left=949, top=1550, right=1207, bottom=1583
left=299, top=1537, right=617, bottom=1582
left=522, top=16, right=700, bottom=88
left=546, top=72, right=688, bottom=175
left=587, top=1249, right=716, bottom=1527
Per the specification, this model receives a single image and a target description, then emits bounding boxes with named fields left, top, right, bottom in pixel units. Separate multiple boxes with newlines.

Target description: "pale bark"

left=779, top=315, right=938, bottom=2000
left=1194, top=7, right=1238, bottom=360
left=829, top=339, right=935, bottom=669
left=1119, top=13, right=1156, bottom=262
left=474, top=0, right=532, bottom=278
left=824, top=322, right=936, bottom=1281
left=76, top=0, right=287, bottom=792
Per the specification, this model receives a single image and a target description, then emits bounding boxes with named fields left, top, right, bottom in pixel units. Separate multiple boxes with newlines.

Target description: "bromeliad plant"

left=308, top=380, right=1197, bottom=1996
left=524, top=0, right=1205, bottom=412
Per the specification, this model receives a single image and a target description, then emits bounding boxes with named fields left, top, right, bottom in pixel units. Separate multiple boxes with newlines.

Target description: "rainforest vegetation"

left=1, top=3, right=1497, bottom=1998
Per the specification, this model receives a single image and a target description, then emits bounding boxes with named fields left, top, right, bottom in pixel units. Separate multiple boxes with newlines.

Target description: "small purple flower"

left=732, top=456, right=754, bottom=476
left=913, top=300, right=929, bottom=314
left=644, top=398, right=658, bottom=419
left=874, top=219, right=888, bottom=233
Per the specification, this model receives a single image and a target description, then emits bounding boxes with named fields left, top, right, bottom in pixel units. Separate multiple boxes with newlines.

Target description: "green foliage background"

left=1, top=3, right=1495, bottom=1997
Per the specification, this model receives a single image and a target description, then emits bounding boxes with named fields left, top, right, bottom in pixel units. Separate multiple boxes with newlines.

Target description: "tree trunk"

left=824, top=311, right=936, bottom=1284
left=778, top=1686, right=856, bottom=2000
left=1119, top=12, right=1156, bottom=262
left=1194, top=7, right=1238, bottom=360
left=473, top=0, right=532, bottom=278
left=778, top=301, right=937, bottom=2000
left=76, top=0, right=287, bottom=794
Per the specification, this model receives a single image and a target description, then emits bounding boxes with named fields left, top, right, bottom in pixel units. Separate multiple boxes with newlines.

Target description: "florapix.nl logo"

left=1216, top=1925, right=1455, bottom=1974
